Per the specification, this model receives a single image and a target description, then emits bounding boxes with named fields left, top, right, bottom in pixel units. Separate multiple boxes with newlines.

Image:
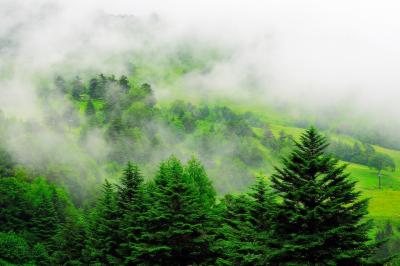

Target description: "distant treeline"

left=327, top=140, right=396, bottom=171
left=37, top=73, right=398, bottom=201
left=0, top=127, right=395, bottom=265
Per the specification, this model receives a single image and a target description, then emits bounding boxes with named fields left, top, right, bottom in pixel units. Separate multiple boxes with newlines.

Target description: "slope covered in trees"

left=1, top=128, right=396, bottom=265
left=0, top=70, right=400, bottom=264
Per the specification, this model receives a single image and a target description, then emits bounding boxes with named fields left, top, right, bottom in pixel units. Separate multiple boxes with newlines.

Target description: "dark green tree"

left=116, top=162, right=146, bottom=264
left=85, top=180, right=120, bottom=265
left=139, top=156, right=215, bottom=265
left=0, top=232, right=33, bottom=265
left=53, top=211, right=86, bottom=265
left=215, top=177, right=275, bottom=266
left=184, top=156, right=216, bottom=209
left=88, top=78, right=99, bottom=99
left=31, top=192, right=59, bottom=246
left=270, top=127, right=375, bottom=265
left=0, top=177, right=32, bottom=233
left=119, top=75, right=130, bottom=93
left=214, top=194, right=258, bottom=266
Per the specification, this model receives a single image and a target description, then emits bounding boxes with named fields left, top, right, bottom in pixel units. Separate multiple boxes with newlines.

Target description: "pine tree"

left=139, top=156, right=215, bottom=265
left=116, top=162, right=144, bottom=213
left=31, top=192, right=59, bottom=246
left=185, top=156, right=216, bottom=210
left=88, top=78, right=98, bottom=99
left=215, top=177, right=275, bottom=266
left=86, top=180, right=120, bottom=265
left=215, top=194, right=259, bottom=266
left=116, top=162, right=146, bottom=264
left=52, top=211, right=86, bottom=265
left=248, top=176, right=275, bottom=264
left=270, top=127, right=374, bottom=265
left=119, top=75, right=130, bottom=93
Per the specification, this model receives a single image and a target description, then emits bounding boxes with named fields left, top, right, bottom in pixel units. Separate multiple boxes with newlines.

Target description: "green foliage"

left=115, top=162, right=146, bottom=264
left=270, top=127, right=375, bottom=265
left=85, top=180, right=120, bottom=265
left=139, top=156, right=216, bottom=265
left=328, top=140, right=396, bottom=171
left=184, top=156, right=216, bottom=208
left=215, top=177, right=275, bottom=265
left=0, top=177, right=32, bottom=233
left=0, top=148, right=15, bottom=178
left=52, top=211, right=86, bottom=265
left=0, top=232, right=32, bottom=265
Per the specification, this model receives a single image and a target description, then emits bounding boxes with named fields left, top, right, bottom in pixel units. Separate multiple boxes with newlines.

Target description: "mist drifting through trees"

left=1, top=0, right=400, bottom=265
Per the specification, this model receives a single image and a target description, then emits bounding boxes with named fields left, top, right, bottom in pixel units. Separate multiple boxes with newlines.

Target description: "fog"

left=1, top=0, right=400, bottom=199
left=103, top=0, right=400, bottom=120
left=2, top=0, right=400, bottom=120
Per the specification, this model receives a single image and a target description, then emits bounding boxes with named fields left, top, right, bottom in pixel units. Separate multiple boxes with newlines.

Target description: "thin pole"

left=378, top=170, right=382, bottom=190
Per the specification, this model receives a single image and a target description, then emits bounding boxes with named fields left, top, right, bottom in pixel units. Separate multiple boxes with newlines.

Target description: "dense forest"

left=0, top=74, right=399, bottom=265
left=1, top=126, right=395, bottom=265
left=3, top=1, right=400, bottom=264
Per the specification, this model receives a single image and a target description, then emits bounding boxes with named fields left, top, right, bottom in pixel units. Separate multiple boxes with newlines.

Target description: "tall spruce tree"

left=215, top=194, right=259, bottom=266
left=185, top=156, right=216, bottom=210
left=31, top=192, right=58, bottom=246
left=116, top=162, right=146, bottom=265
left=215, top=177, right=275, bottom=266
left=85, top=180, right=120, bottom=265
left=139, top=156, right=215, bottom=265
left=270, top=127, right=374, bottom=265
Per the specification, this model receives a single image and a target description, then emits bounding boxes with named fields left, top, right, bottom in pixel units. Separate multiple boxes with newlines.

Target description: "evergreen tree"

left=215, top=194, right=259, bottom=266
left=53, top=211, right=86, bottom=265
left=31, top=192, right=59, bottom=245
left=116, top=162, right=146, bottom=264
left=139, top=156, right=215, bottom=265
left=0, top=232, right=33, bottom=265
left=119, top=75, right=130, bottom=93
left=86, top=180, right=120, bottom=265
left=184, top=156, right=216, bottom=209
left=270, top=127, right=375, bottom=265
left=116, top=162, right=144, bottom=213
left=0, top=177, right=32, bottom=233
left=215, top=177, right=275, bottom=266
left=248, top=176, right=275, bottom=264
left=88, top=78, right=99, bottom=99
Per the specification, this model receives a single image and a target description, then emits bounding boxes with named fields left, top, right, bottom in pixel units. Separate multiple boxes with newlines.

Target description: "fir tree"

left=215, top=194, right=259, bottom=266
left=31, top=192, right=59, bottom=245
left=116, top=162, right=146, bottom=264
left=185, top=156, right=216, bottom=210
left=248, top=176, right=275, bottom=264
left=140, top=156, right=215, bottom=265
left=270, top=127, right=375, bottom=265
left=116, top=162, right=144, bottom=213
left=215, top=177, right=275, bottom=266
left=88, top=78, right=99, bottom=99
left=52, top=212, right=86, bottom=265
left=86, top=180, right=120, bottom=265
left=119, top=75, right=130, bottom=93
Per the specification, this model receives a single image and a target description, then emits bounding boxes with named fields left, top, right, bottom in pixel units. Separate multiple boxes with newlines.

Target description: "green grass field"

left=267, top=124, right=400, bottom=225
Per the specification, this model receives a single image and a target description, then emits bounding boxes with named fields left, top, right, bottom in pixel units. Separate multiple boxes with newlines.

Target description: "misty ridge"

left=1, top=0, right=400, bottom=265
